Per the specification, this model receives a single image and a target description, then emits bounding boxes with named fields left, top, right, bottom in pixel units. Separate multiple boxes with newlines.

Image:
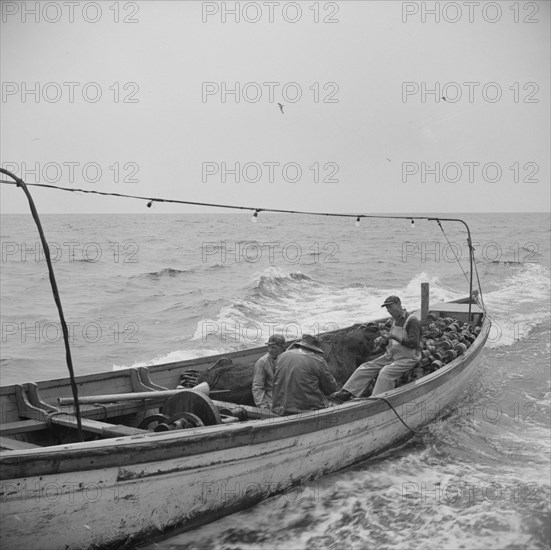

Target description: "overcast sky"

left=1, top=0, right=549, bottom=214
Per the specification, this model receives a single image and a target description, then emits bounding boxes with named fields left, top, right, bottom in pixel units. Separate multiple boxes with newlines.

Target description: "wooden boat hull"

left=0, top=310, right=490, bottom=550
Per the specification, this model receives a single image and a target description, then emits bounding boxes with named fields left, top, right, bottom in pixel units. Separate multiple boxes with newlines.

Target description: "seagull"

left=277, top=103, right=284, bottom=114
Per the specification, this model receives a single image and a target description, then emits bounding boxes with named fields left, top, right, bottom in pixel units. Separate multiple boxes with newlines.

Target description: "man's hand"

left=374, top=335, right=389, bottom=348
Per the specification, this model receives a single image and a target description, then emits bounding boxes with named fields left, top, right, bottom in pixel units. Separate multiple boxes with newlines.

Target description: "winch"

left=138, top=388, right=248, bottom=432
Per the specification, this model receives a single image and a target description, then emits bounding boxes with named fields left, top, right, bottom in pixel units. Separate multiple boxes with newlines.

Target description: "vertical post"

left=421, top=283, right=429, bottom=324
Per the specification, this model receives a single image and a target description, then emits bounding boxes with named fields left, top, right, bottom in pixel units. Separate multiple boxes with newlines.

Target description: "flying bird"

left=277, top=103, right=284, bottom=114
left=385, top=157, right=392, bottom=163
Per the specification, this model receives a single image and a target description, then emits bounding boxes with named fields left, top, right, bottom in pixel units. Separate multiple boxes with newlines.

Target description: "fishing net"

left=183, top=324, right=381, bottom=406
left=179, top=318, right=481, bottom=405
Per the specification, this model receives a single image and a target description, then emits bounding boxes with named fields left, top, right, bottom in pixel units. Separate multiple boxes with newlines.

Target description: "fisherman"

left=252, top=334, right=286, bottom=409
left=272, top=334, right=337, bottom=416
left=331, top=296, right=421, bottom=402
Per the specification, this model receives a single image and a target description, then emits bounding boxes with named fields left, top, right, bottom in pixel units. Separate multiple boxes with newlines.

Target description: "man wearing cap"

left=272, top=334, right=337, bottom=416
left=252, top=334, right=286, bottom=409
left=331, top=296, right=422, bottom=403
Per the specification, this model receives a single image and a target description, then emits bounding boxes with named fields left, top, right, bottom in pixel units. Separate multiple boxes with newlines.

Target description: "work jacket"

left=252, top=353, right=277, bottom=408
left=272, top=348, right=337, bottom=415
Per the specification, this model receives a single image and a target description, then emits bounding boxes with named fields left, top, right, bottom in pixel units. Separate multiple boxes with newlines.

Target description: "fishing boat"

left=0, top=169, right=491, bottom=550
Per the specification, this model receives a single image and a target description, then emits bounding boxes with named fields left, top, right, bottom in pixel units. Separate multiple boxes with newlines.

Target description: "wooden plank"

left=0, top=419, right=48, bottom=435
left=48, top=415, right=146, bottom=436
left=64, top=399, right=166, bottom=421
left=102, top=424, right=149, bottom=437
left=0, top=436, right=41, bottom=450
left=421, top=282, right=429, bottom=322
left=0, top=416, right=146, bottom=441
left=58, top=388, right=227, bottom=406
left=212, top=400, right=275, bottom=420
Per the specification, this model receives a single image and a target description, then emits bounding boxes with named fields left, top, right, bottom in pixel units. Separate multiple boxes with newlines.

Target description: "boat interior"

left=0, top=301, right=485, bottom=451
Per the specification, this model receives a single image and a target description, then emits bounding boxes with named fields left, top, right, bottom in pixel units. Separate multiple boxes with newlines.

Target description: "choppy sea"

left=0, top=212, right=549, bottom=550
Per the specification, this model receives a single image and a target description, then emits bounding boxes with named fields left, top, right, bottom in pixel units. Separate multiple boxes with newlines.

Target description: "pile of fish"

left=397, top=315, right=481, bottom=387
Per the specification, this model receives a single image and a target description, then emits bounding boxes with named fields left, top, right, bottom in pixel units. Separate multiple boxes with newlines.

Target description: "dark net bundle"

left=318, top=323, right=381, bottom=383
left=194, top=324, right=381, bottom=406
left=196, top=358, right=257, bottom=406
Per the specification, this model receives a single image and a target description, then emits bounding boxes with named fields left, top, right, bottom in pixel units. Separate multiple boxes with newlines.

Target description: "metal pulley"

left=139, top=389, right=247, bottom=431
left=137, top=414, right=171, bottom=431
left=162, top=389, right=223, bottom=426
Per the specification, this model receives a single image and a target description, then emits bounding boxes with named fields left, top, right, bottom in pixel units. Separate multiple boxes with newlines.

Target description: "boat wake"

left=480, top=263, right=550, bottom=348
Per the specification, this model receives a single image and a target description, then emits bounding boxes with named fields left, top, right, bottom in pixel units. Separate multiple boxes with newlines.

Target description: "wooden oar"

left=58, top=388, right=229, bottom=406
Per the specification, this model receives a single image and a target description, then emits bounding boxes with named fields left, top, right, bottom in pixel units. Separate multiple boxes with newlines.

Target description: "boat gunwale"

left=0, top=348, right=268, bottom=397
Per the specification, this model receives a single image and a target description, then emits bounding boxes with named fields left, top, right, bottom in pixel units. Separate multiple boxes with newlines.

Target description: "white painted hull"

left=1, top=316, right=489, bottom=549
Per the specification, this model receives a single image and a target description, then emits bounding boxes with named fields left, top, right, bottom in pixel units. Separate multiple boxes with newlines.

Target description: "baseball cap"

left=266, top=334, right=286, bottom=346
left=381, top=295, right=401, bottom=307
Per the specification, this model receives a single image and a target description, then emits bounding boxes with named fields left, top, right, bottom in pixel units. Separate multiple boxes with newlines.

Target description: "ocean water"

left=0, top=212, right=549, bottom=550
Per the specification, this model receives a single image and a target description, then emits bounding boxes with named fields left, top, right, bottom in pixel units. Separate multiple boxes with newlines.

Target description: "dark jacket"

left=272, top=348, right=337, bottom=415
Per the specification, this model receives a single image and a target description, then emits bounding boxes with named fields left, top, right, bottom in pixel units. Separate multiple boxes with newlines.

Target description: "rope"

left=436, top=219, right=470, bottom=285
left=366, top=396, right=429, bottom=435
left=472, top=250, right=486, bottom=309
left=45, top=410, right=72, bottom=430
left=0, top=179, right=471, bottom=224
left=0, top=178, right=486, bottom=303
left=1, top=169, right=84, bottom=442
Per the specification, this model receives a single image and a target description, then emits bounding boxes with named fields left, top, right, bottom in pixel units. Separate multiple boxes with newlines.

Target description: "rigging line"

left=435, top=219, right=470, bottom=285
left=0, top=179, right=423, bottom=218
left=472, top=249, right=486, bottom=308
left=0, top=179, right=365, bottom=215
left=0, top=169, right=85, bottom=441
left=2, top=176, right=481, bottom=305
left=365, top=396, right=429, bottom=435
left=0, top=180, right=466, bottom=223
